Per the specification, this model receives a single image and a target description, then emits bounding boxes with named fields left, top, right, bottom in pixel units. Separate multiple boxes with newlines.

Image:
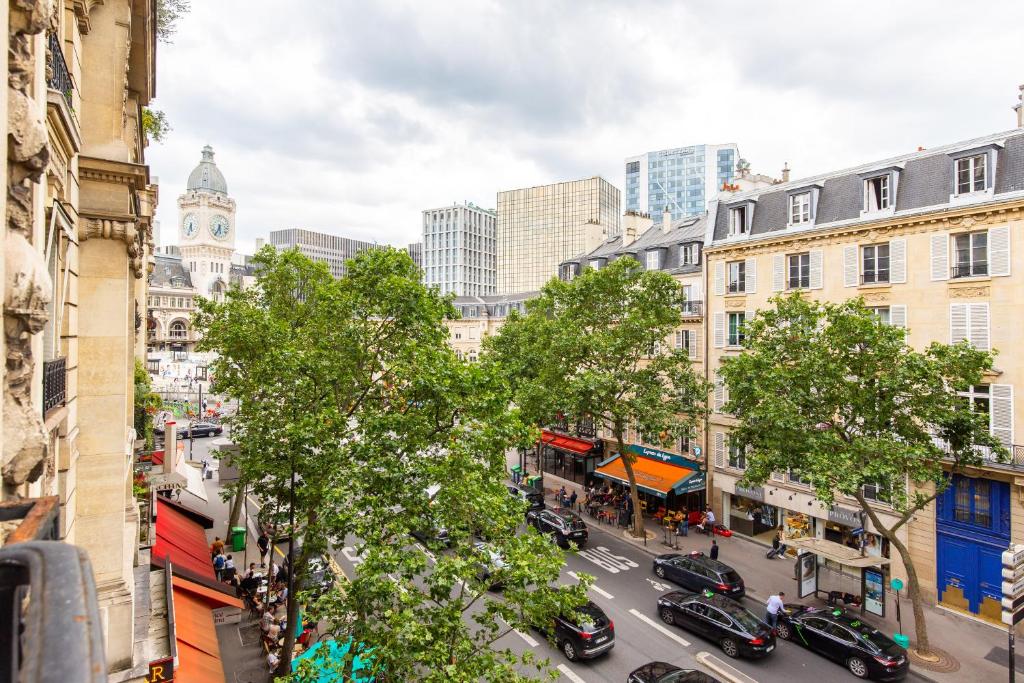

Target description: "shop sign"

left=827, top=505, right=861, bottom=526
left=734, top=484, right=764, bottom=502
left=627, top=444, right=699, bottom=469
left=146, top=657, right=174, bottom=682
left=863, top=567, right=885, bottom=617
left=675, top=471, right=706, bottom=494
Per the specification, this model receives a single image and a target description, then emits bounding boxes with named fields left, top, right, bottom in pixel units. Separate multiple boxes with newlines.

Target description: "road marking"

left=629, top=608, right=691, bottom=647
left=577, top=546, right=639, bottom=574
left=414, top=542, right=436, bottom=563
left=513, top=627, right=538, bottom=647
left=646, top=577, right=672, bottom=592
left=567, top=571, right=614, bottom=600
left=557, top=663, right=587, bottom=683
left=246, top=495, right=262, bottom=510
left=340, top=546, right=363, bottom=565
left=695, top=651, right=759, bottom=683
left=327, top=555, right=348, bottom=580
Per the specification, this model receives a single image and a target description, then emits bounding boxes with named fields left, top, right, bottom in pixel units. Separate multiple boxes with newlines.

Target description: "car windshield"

left=721, top=570, right=741, bottom=583
left=847, top=619, right=896, bottom=651
left=568, top=517, right=586, bottom=531
left=721, top=604, right=762, bottom=631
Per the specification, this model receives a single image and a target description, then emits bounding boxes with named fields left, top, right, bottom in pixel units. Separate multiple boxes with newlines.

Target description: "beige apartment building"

left=447, top=292, right=535, bottom=361
left=496, top=176, right=621, bottom=294
left=704, top=123, right=1024, bottom=625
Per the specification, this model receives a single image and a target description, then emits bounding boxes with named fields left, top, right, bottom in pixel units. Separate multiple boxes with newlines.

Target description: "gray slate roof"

left=149, top=255, right=193, bottom=289
left=562, top=214, right=707, bottom=276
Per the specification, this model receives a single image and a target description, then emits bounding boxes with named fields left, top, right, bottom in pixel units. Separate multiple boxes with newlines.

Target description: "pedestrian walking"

left=766, top=591, right=786, bottom=628
left=568, top=490, right=578, bottom=511
left=210, top=536, right=225, bottom=559
left=213, top=551, right=226, bottom=581
left=558, top=486, right=567, bottom=507
left=257, top=532, right=270, bottom=567
left=710, top=538, right=719, bottom=560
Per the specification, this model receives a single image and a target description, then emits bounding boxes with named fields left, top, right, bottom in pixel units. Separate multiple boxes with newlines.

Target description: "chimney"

left=164, top=421, right=177, bottom=474
left=781, top=162, right=791, bottom=183
left=662, top=206, right=672, bottom=234
left=622, top=225, right=637, bottom=247
left=1016, top=84, right=1024, bottom=128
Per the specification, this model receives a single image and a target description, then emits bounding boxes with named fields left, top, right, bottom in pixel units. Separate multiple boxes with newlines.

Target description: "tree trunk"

left=886, top=529, right=931, bottom=655
left=614, top=430, right=646, bottom=539
left=226, top=480, right=245, bottom=531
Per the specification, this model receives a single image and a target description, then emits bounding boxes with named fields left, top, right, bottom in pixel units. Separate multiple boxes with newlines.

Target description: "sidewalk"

left=516, top=457, right=1014, bottom=682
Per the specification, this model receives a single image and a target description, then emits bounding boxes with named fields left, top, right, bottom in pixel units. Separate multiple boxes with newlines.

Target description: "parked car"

left=776, top=606, right=909, bottom=680
left=652, top=551, right=745, bottom=599
left=526, top=507, right=588, bottom=548
left=535, top=600, right=614, bottom=661
left=410, top=525, right=450, bottom=549
left=473, top=541, right=509, bottom=590
left=507, top=484, right=546, bottom=513
left=184, top=422, right=223, bottom=438
left=656, top=589, right=775, bottom=659
left=627, top=661, right=722, bottom=682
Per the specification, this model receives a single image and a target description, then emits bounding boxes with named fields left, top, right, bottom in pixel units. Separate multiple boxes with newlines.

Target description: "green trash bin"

left=230, top=526, right=246, bottom=552
left=893, top=633, right=910, bottom=649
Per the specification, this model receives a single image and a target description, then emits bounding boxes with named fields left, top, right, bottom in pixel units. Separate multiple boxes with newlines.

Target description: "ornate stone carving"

left=724, top=299, right=746, bottom=309
left=4, top=0, right=56, bottom=488
left=79, top=217, right=148, bottom=278
left=860, top=292, right=890, bottom=304
left=948, top=286, right=990, bottom=298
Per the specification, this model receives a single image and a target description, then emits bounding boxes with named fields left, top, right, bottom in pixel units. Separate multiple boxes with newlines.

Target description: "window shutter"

left=745, top=257, right=757, bottom=293
left=692, top=280, right=702, bottom=300
left=889, top=305, right=907, bottom=329
left=843, top=245, right=858, bottom=287
left=714, top=261, right=725, bottom=296
left=771, top=471, right=785, bottom=482
left=989, top=226, right=1011, bottom=277
left=714, top=432, right=725, bottom=469
left=675, top=330, right=684, bottom=350
left=969, top=303, right=990, bottom=351
left=713, top=312, right=725, bottom=348
left=713, top=373, right=725, bottom=412
left=949, top=303, right=968, bottom=345
left=745, top=310, right=754, bottom=336
left=991, top=384, right=1014, bottom=449
left=809, top=249, right=824, bottom=289
left=930, top=233, right=949, bottom=281
left=889, top=238, right=907, bottom=284
left=772, top=254, right=785, bottom=292
left=689, top=328, right=700, bottom=360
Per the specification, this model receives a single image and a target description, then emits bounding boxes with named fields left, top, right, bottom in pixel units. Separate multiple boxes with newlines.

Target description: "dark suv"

left=657, top=590, right=775, bottom=659
left=507, top=484, right=545, bottom=513
left=537, top=600, right=614, bottom=661
left=652, top=551, right=745, bottom=598
left=526, top=507, right=588, bottom=548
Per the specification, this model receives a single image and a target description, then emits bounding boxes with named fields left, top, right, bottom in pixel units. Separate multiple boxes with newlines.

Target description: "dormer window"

left=645, top=250, right=661, bottom=270
left=729, top=206, right=747, bottom=235
left=864, top=174, right=890, bottom=212
left=588, top=259, right=602, bottom=271
left=955, top=154, right=986, bottom=195
left=679, top=243, right=699, bottom=267
left=789, top=192, right=811, bottom=225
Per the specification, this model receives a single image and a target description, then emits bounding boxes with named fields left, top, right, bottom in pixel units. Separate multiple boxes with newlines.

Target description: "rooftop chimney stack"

left=781, top=163, right=791, bottom=183
left=662, top=206, right=672, bottom=234
left=164, top=421, right=177, bottom=474
left=1016, top=84, right=1024, bottom=128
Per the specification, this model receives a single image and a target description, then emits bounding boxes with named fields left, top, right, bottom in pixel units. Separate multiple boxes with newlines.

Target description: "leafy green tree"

left=133, top=359, right=160, bottom=450
left=141, top=108, right=172, bottom=144
left=486, top=257, right=709, bottom=539
left=155, top=0, right=190, bottom=43
left=718, top=293, right=1006, bottom=655
left=196, top=247, right=586, bottom=681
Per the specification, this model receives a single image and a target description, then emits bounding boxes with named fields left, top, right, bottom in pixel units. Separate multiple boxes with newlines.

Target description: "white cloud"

left=147, top=0, right=1024, bottom=255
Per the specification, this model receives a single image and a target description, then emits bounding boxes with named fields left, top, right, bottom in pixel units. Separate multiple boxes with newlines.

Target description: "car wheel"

left=846, top=656, right=869, bottom=679
left=720, top=637, right=740, bottom=659
left=561, top=640, right=578, bottom=662
left=659, top=607, right=675, bottom=625
left=775, top=622, right=792, bottom=641
left=655, top=565, right=666, bottom=579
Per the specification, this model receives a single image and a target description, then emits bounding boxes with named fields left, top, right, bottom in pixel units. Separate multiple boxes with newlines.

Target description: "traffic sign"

left=1003, top=577, right=1024, bottom=599
left=1003, top=609, right=1024, bottom=627
left=1003, top=545, right=1024, bottom=568
left=1005, top=565, right=1024, bottom=581
left=1003, top=594, right=1024, bottom=612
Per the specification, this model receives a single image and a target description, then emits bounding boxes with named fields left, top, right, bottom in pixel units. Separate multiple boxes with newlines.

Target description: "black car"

left=628, top=661, right=722, bottom=682
left=656, top=590, right=775, bottom=659
left=185, top=422, right=223, bottom=438
left=536, top=600, right=614, bottom=661
left=776, top=606, right=909, bottom=680
left=526, top=507, right=588, bottom=548
left=507, top=484, right=546, bottom=513
left=652, top=551, right=745, bottom=599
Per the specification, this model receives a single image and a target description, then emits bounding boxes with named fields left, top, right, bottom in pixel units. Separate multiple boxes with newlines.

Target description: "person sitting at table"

left=266, top=648, right=280, bottom=673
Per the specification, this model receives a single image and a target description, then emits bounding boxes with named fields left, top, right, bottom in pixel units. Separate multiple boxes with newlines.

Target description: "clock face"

left=182, top=213, right=199, bottom=238
left=209, top=214, right=230, bottom=240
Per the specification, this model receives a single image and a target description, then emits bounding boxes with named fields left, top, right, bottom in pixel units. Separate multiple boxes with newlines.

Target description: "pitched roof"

left=150, top=255, right=194, bottom=288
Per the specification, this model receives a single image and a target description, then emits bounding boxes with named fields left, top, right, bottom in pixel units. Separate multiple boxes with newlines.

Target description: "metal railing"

left=42, top=358, right=66, bottom=415
left=46, top=32, right=74, bottom=109
left=680, top=300, right=703, bottom=317
left=727, top=282, right=745, bottom=294
left=951, top=262, right=988, bottom=279
left=860, top=272, right=890, bottom=285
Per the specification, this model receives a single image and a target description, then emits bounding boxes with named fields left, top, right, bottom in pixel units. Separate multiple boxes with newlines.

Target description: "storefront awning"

left=593, top=454, right=702, bottom=499
left=153, top=499, right=217, bottom=581
left=787, top=536, right=891, bottom=568
left=540, top=430, right=595, bottom=455
left=172, top=579, right=232, bottom=683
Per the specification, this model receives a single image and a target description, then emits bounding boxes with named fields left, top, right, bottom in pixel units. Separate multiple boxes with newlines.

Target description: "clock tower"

left=178, top=145, right=236, bottom=301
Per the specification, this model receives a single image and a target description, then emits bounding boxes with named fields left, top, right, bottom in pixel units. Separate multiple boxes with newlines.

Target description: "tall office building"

left=423, top=203, right=497, bottom=296
left=496, top=177, right=620, bottom=294
left=268, top=228, right=382, bottom=278
left=625, top=144, right=739, bottom=223
left=407, top=242, right=423, bottom=269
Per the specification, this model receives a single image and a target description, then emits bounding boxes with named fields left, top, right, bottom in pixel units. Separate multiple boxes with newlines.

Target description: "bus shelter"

left=787, top=536, right=891, bottom=618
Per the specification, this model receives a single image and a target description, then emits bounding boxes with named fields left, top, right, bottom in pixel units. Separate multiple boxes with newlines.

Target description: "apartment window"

left=646, top=250, right=661, bottom=270
left=788, top=469, right=808, bottom=485
left=589, top=259, right=601, bottom=271
left=728, top=443, right=746, bottom=470
left=727, top=261, right=745, bottom=293
left=675, top=329, right=693, bottom=352
left=955, top=154, right=987, bottom=195
left=680, top=243, right=698, bottom=266
left=727, top=312, right=746, bottom=346
left=862, top=243, right=890, bottom=283
left=953, top=232, right=988, bottom=278
left=864, top=174, right=890, bottom=212
left=679, top=433, right=691, bottom=453
left=729, top=206, right=748, bottom=235
left=959, top=384, right=991, bottom=416
left=789, top=192, right=811, bottom=225
left=862, top=481, right=891, bottom=503
left=869, top=306, right=891, bottom=325
left=787, top=253, right=810, bottom=289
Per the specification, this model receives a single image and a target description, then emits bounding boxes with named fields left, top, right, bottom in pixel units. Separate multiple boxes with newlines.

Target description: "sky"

left=147, top=0, right=1024, bottom=255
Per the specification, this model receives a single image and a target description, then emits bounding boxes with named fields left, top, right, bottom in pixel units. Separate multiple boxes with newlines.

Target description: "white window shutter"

left=745, top=257, right=757, bottom=293
left=713, top=312, right=725, bottom=348
left=714, top=261, right=725, bottom=296
left=843, top=245, right=858, bottom=287
left=714, top=432, right=725, bottom=468
left=930, top=233, right=949, bottom=281
left=772, top=254, right=785, bottom=292
left=745, top=310, right=754, bottom=335
left=692, top=280, right=702, bottom=300
left=771, top=471, right=785, bottom=482
left=991, top=384, right=1014, bottom=449
left=809, top=249, right=824, bottom=289
left=889, top=238, right=907, bottom=284
left=950, top=303, right=968, bottom=345
left=689, top=328, right=700, bottom=360
left=989, top=226, right=1011, bottom=277
left=714, top=373, right=725, bottom=412
left=890, top=305, right=907, bottom=329
left=969, top=303, right=990, bottom=351
left=675, top=330, right=684, bottom=350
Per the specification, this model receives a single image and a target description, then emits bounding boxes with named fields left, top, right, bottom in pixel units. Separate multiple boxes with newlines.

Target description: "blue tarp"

left=292, top=638, right=375, bottom=682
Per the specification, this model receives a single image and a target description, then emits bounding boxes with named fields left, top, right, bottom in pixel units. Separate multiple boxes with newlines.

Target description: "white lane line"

left=513, top=627, right=538, bottom=647
left=567, top=571, right=614, bottom=600
left=629, top=608, right=691, bottom=647
left=695, top=651, right=759, bottom=683
left=557, top=663, right=587, bottom=683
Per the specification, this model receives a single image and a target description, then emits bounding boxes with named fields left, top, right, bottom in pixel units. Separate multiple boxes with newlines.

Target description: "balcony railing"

left=951, top=262, right=988, bottom=279
left=860, top=272, right=890, bottom=285
left=680, top=300, right=703, bottom=317
left=46, top=32, right=74, bottom=109
left=42, top=358, right=66, bottom=415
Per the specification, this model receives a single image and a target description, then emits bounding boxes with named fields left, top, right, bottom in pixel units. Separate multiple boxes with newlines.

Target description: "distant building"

left=625, top=143, right=739, bottom=223
left=148, top=254, right=199, bottom=353
left=423, top=203, right=497, bottom=296
left=268, top=228, right=382, bottom=278
left=496, top=177, right=620, bottom=294
left=446, top=292, right=536, bottom=361
left=407, top=241, right=423, bottom=269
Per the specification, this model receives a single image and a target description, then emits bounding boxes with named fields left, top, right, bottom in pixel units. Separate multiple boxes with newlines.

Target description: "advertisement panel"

left=798, top=552, right=817, bottom=598
left=863, top=567, right=885, bottom=617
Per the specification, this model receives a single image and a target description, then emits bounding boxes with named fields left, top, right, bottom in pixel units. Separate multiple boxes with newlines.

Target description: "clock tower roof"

left=186, top=145, right=228, bottom=195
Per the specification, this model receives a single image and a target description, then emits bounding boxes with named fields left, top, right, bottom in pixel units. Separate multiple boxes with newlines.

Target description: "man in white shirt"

left=766, top=591, right=787, bottom=628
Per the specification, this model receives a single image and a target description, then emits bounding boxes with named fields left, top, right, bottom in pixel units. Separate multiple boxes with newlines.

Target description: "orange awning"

left=594, top=454, right=699, bottom=499
left=172, top=578, right=232, bottom=683
left=172, top=575, right=243, bottom=609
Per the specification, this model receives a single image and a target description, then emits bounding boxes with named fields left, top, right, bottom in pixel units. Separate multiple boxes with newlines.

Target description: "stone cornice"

left=79, top=214, right=150, bottom=279
left=79, top=155, right=150, bottom=190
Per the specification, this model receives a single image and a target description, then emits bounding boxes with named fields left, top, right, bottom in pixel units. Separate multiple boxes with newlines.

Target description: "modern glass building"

left=422, top=203, right=497, bottom=296
left=625, top=144, right=739, bottom=223
left=268, top=228, right=382, bottom=279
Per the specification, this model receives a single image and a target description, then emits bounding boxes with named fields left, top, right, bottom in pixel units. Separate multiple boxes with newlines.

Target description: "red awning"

left=540, top=430, right=594, bottom=455
left=153, top=499, right=215, bottom=581
left=173, top=583, right=227, bottom=683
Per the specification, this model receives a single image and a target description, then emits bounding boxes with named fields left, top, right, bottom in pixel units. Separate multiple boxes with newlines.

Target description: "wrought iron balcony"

left=42, top=357, right=66, bottom=415
left=680, top=300, right=703, bottom=317
left=951, top=262, right=988, bottom=279
left=46, top=32, right=74, bottom=109
left=860, top=272, right=890, bottom=285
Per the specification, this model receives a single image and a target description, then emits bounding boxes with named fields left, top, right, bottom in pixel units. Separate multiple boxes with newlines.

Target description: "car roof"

left=671, top=590, right=747, bottom=612
left=689, top=553, right=736, bottom=574
left=550, top=507, right=580, bottom=519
